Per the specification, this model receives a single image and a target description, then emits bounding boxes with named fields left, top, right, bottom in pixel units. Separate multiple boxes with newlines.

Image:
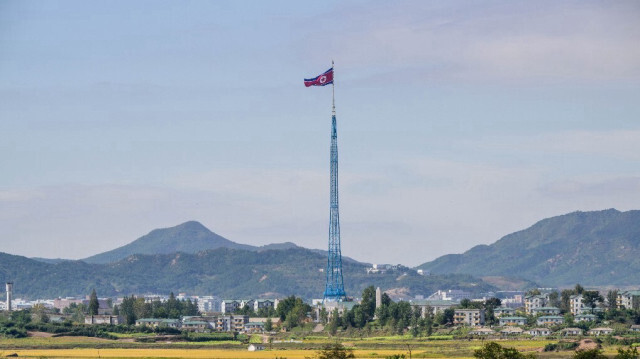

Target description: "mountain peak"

left=83, top=221, right=253, bottom=264
left=418, top=208, right=640, bottom=286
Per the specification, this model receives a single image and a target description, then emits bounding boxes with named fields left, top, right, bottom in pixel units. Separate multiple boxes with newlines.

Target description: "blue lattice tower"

left=323, top=65, right=346, bottom=302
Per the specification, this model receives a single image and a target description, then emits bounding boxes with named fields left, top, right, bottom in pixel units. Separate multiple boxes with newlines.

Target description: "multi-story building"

left=409, top=300, right=457, bottom=317
left=617, top=290, right=640, bottom=310
left=221, top=300, right=240, bottom=313
left=531, top=307, right=561, bottom=316
left=536, top=315, right=564, bottom=326
left=216, top=315, right=249, bottom=332
left=453, top=309, right=485, bottom=326
left=197, top=296, right=221, bottom=313
left=494, top=307, right=515, bottom=317
left=570, top=294, right=585, bottom=315
left=499, top=316, right=527, bottom=326
left=253, top=299, right=277, bottom=313
left=524, top=294, right=549, bottom=315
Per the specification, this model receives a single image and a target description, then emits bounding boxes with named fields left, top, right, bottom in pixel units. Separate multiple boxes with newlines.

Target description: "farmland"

left=0, top=334, right=634, bottom=358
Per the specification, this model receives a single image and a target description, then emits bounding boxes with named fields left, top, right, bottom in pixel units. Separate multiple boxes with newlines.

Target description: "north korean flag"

left=304, top=68, right=334, bottom=87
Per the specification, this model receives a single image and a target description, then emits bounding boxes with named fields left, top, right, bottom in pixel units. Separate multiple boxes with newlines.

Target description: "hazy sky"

left=1, top=1, right=639, bottom=266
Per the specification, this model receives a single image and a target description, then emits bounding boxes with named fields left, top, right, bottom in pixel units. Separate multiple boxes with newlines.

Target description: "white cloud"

left=307, top=1, right=640, bottom=84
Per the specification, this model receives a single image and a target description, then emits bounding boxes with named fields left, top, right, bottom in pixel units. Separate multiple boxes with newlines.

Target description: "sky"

left=1, top=0, right=639, bottom=267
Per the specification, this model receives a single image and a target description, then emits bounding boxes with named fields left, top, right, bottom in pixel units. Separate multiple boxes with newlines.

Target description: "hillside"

left=418, top=209, right=640, bottom=286
left=83, top=221, right=255, bottom=264
left=0, top=249, right=494, bottom=299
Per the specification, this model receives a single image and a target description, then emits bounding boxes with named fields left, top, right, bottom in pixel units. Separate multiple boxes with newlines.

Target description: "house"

left=574, top=314, right=597, bottom=322
left=494, top=307, right=515, bottom=317
left=216, top=315, right=249, bottom=332
left=589, top=327, right=613, bottom=336
left=526, top=328, right=551, bottom=337
left=501, top=327, right=523, bottom=336
left=253, top=299, right=277, bottom=313
left=84, top=315, right=122, bottom=325
left=630, top=325, right=640, bottom=332
left=531, top=307, right=561, bottom=316
left=248, top=344, right=265, bottom=351
left=221, top=300, right=240, bottom=313
left=197, top=296, right=221, bottom=313
left=239, top=299, right=255, bottom=311
left=525, top=294, right=549, bottom=315
left=427, top=289, right=472, bottom=302
left=454, top=309, right=485, bottom=326
left=409, top=300, right=457, bottom=317
left=469, top=328, right=494, bottom=336
left=536, top=315, right=564, bottom=326
left=499, top=316, right=527, bottom=326
left=244, top=322, right=265, bottom=333
left=182, top=320, right=210, bottom=332
left=250, top=317, right=280, bottom=326
left=617, top=290, right=640, bottom=310
left=560, top=327, right=583, bottom=336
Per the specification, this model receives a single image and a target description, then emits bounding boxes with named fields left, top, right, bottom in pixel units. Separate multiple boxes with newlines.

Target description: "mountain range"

left=418, top=209, right=640, bottom=287
left=3, top=208, right=639, bottom=299
left=0, top=249, right=492, bottom=300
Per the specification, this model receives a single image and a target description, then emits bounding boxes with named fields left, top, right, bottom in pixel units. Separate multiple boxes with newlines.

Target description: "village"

left=3, top=281, right=640, bottom=339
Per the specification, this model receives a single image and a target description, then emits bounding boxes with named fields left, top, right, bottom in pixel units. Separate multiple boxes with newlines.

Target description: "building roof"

left=575, top=314, right=597, bottom=318
left=532, top=307, right=560, bottom=311
left=501, top=327, right=523, bottom=333
left=500, top=316, right=527, bottom=320
left=538, top=315, right=564, bottom=319
left=410, top=299, right=456, bottom=306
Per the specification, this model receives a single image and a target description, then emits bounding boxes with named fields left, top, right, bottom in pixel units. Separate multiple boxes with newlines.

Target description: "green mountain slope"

left=83, top=221, right=255, bottom=264
left=418, top=209, right=640, bottom=286
left=0, top=249, right=494, bottom=299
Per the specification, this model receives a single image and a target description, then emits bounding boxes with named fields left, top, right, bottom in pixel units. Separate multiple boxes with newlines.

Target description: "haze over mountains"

left=419, top=209, right=640, bottom=287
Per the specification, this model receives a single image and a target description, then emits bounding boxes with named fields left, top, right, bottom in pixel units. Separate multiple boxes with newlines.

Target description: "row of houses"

left=134, top=315, right=279, bottom=333
left=525, top=290, right=640, bottom=316
left=469, top=325, right=640, bottom=337
left=499, top=313, right=597, bottom=327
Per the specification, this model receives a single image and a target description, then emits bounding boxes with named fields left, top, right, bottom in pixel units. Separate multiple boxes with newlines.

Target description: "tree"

left=582, top=291, right=604, bottom=313
left=614, top=347, right=639, bottom=359
left=526, top=289, right=541, bottom=296
left=360, top=286, right=376, bottom=321
left=575, top=284, right=585, bottom=295
left=548, top=292, right=561, bottom=308
left=265, top=317, right=273, bottom=332
left=474, top=342, right=537, bottom=359
left=573, top=349, right=607, bottom=359
left=328, top=309, right=340, bottom=335
left=607, top=290, right=619, bottom=310
left=316, top=342, right=355, bottom=359
left=89, top=289, right=99, bottom=315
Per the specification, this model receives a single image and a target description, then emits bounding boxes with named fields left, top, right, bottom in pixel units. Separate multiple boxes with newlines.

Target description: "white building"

left=428, top=290, right=472, bottom=302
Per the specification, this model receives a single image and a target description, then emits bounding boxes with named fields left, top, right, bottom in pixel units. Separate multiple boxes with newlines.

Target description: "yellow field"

left=0, top=348, right=437, bottom=359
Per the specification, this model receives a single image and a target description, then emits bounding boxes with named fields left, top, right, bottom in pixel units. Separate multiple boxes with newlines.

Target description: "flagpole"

left=332, top=60, right=335, bottom=116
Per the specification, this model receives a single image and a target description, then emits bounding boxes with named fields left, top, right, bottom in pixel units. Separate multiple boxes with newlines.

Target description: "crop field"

left=0, top=335, right=634, bottom=358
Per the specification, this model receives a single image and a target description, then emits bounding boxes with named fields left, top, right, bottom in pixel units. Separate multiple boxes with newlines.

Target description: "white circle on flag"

left=319, top=75, right=327, bottom=84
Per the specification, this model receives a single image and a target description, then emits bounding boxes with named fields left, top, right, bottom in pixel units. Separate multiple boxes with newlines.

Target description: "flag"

left=304, top=68, right=333, bottom=87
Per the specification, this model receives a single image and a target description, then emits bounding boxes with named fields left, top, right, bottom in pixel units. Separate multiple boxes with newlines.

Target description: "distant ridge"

left=417, top=209, right=640, bottom=286
left=83, top=221, right=254, bottom=264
